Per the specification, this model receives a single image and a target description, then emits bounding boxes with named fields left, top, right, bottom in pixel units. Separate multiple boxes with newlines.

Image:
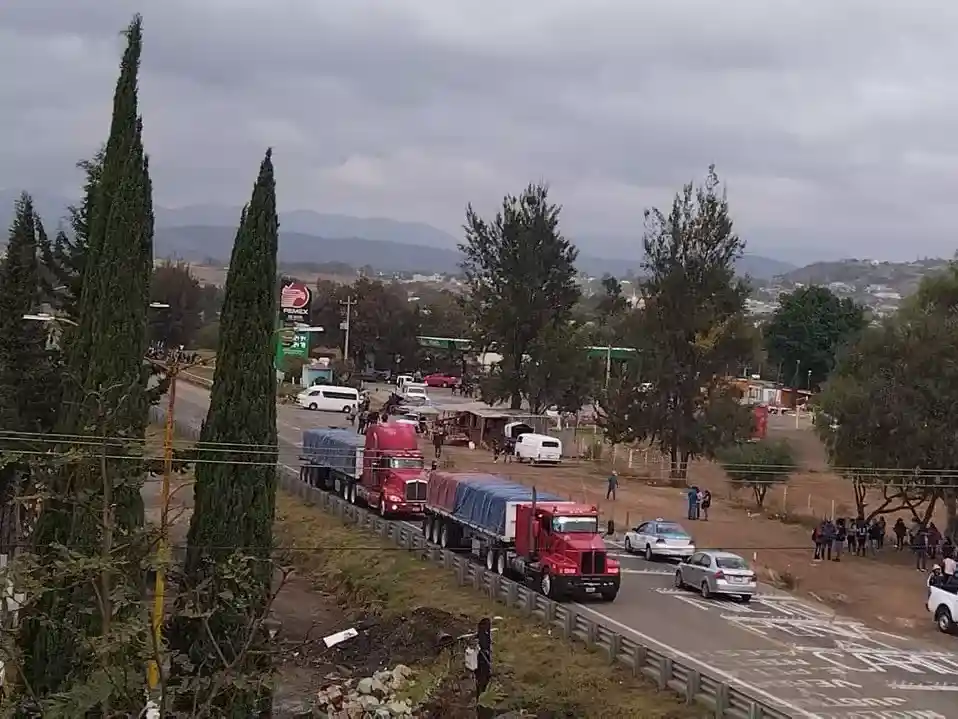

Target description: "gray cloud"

left=2, top=0, right=958, bottom=262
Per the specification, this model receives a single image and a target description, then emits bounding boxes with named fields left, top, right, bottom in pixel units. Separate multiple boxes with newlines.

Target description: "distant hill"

left=0, top=189, right=794, bottom=279
left=154, top=225, right=794, bottom=279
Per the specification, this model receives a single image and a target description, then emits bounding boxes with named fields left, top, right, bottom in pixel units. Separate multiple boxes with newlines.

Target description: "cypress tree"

left=18, top=15, right=154, bottom=706
left=0, top=194, right=58, bottom=434
left=174, top=149, right=279, bottom=715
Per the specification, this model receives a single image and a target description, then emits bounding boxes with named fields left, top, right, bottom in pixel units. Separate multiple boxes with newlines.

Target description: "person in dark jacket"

left=893, top=518, right=907, bottom=551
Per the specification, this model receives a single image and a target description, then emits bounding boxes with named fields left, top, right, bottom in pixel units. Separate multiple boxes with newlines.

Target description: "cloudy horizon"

left=2, top=1, right=958, bottom=264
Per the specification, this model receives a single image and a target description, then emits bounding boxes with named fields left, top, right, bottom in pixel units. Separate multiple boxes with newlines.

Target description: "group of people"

left=686, top=485, right=712, bottom=520
left=811, top=515, right=957, bottom=572
left=812, top=516, right=886, bottom=561
left=891, top=518, right=956, bottom=572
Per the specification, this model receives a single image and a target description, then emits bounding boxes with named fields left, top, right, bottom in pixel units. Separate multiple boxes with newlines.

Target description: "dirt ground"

left=431, top=415, right=948, bottom=643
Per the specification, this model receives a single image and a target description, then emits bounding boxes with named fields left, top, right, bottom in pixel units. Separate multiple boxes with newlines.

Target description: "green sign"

left=417, top=336, right=472, bottom=351
left=275, top=330, right=309, bottom=366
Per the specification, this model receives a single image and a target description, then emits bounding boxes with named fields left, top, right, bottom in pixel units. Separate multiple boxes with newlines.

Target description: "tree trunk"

left=944, top=489, right=958, bottom=541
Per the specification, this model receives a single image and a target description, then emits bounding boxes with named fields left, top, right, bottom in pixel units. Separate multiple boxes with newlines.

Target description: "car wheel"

left=738, top=594, right=752, bottom=604
left=644, top=544, right=653, bottom=561
left=342, top=405, right=351, bottom=413
left=379, top=498, right=388, bottom=518
left=936, top=607, right=956, bottom=634
left=624, top=537, right=632, bottom=553
left=700, top=581, right=712, bottom=600
left=674, top=571, right=684, bottom=589
left=309, top=403, right=318, bottom=410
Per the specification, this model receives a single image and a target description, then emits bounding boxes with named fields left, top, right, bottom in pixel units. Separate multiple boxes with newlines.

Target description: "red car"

left=423, top=373, right=460, bottom=388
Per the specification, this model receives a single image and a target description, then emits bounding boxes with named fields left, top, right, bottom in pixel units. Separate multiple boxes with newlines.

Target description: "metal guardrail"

left=178, top=372, right=213, bottom=389
left=161, top=408, right=791, bottom=718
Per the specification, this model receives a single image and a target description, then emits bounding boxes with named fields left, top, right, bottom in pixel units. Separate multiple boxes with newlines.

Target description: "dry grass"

left=274, top=493, right=707, bottom=719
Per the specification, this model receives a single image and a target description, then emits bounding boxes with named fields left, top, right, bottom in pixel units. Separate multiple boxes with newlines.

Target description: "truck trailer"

left=300, top=423, right=427, bottom=517
left=423, top=472, right=620, bottom=601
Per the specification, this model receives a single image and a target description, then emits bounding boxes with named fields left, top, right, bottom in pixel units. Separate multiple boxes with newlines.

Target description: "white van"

left=513, top=433, right=562, bottom=464
left=395, top=374, right=414, bottom=391
left=297, top=385, right=360, bottom=413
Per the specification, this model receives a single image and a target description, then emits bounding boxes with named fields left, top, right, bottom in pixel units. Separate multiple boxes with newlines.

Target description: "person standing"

left=686, top=486, right=699, bottom=521
left=914, top=527, right=929, bottom=572
left=700, top=489, right=711, bottom=521
left=943, top=552, right=956, bottom=579
left=893, top=518, right=907, bottom=551
left=606, top=471, right=618, bottom=501
left=433, top=426, right=445, bottom=459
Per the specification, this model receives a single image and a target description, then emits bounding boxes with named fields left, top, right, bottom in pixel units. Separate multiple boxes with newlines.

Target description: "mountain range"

left=0, top=189, right=796, bottom=279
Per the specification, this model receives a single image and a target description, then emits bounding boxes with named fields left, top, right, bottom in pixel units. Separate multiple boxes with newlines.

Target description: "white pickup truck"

left=926, top=579, right=958, bottom=634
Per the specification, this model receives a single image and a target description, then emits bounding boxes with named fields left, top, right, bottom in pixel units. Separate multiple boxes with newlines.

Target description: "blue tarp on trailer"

left=452, top=474, right=564, bottom=537
left=302, top=429, right=364, bottom=479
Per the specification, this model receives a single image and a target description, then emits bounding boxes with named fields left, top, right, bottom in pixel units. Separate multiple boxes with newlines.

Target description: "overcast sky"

left=2, top=1, right=957, bottom=262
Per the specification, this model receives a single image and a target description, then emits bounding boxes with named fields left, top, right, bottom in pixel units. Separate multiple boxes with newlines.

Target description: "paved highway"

left=174, top=380, right=958, bottom=718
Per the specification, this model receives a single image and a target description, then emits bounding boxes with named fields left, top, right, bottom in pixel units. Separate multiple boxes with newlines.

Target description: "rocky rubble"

left=313, top=664, right=417, bottom=718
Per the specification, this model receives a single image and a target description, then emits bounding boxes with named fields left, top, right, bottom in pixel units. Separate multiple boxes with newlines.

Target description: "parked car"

left=423, top=373, right=460, bottom=388
left=674, top=550, right=757, bottom=602
left=624, top=519, right=695, bottom=561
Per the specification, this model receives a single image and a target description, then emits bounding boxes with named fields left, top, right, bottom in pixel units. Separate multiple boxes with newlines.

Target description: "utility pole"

left=340, top=296, right=356, bottom=364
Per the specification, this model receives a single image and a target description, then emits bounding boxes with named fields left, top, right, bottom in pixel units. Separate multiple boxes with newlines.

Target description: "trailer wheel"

left=496, top=552, right=507, bottom=576
left=421, top=518, right=430, bottom=538
left=299, top=466, right=308, bottom=484
left=440, top=524, right=451, bottom=548
left=428, top=520, right=440, bottom=544
left=485, top=549, right=497, bottom=572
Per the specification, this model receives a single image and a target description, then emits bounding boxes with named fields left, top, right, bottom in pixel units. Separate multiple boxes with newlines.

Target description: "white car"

left=927, top=577, right=958, bottom=634
left=624, top=519, right=696, bottom=561
left=402, top=384, right=429, bottom=402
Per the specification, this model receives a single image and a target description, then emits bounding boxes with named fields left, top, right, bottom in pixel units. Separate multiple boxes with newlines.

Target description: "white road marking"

left=619, top=568, right=673, bottom=576
left=889, top=682, right=958, bottom=692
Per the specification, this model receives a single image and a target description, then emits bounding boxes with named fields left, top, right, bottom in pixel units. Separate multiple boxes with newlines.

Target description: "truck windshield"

left=551, top=516, right=598, bottom=533
left=387, top=458, right=423, bottom=469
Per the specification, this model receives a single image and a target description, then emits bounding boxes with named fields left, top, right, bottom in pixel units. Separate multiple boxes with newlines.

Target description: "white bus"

left=296, top=385, right=360, bottom=413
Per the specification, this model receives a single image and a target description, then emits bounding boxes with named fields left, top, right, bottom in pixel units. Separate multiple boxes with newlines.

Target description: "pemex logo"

left=281, top=282, right=311, bottom=310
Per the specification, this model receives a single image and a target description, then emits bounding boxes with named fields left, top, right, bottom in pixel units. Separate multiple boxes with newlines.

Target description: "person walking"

left=606, top=471, right=618, bottom=501
left=432, top=426, right=445, bottom=459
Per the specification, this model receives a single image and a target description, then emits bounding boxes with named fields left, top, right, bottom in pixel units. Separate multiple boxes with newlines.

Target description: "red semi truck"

left=300, top=422, right=427, bottom=517
left=423, top=472, right=620, bottom=601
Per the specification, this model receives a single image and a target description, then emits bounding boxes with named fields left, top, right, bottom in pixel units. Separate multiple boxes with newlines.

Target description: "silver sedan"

left=674, top=550, right=757, bottom=602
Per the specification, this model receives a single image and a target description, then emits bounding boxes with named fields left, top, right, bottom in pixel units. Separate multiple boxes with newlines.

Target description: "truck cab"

left=362, top=422, right=427, bottom=517
left=927, top=574, right=958, bottom=634
left=514, top=502, right=620, bottom=601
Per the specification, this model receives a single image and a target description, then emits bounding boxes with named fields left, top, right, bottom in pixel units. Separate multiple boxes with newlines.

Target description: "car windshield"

left=715, top=556, right=749, bottom=570
left=388, top=458, right=423, bottom=469
left=657, top=523, right=689, bottom=537
left=551, top=516, right=598, bottom=533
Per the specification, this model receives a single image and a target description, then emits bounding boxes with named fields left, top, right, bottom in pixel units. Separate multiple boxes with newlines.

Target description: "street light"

left=23, top=313, right=78, bottom=326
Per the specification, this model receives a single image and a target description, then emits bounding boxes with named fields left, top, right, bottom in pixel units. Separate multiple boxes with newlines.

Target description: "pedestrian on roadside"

left=833, top=518, right=846, bottom=562
left=893, top=518, right=907, bottom=551
left=433, top=426, right=445, bottom=459
left=914, top=528, right=929, bottom=572
left=606, top=471, right=618, bottom=501
left=700, top=488, right=711, bottom=521
left=686, top=486, right=699, bottom=521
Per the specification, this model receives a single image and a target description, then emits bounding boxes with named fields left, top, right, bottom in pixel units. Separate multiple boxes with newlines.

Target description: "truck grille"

left=404, top=480, right=427, bottom=501
left=580, top=551, right=607, bottom=575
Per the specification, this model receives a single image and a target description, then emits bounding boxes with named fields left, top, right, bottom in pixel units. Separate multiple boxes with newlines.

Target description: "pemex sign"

left=280, top=281, right=311, bottom=323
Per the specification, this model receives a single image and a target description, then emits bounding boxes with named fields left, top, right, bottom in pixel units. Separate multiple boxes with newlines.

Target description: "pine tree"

left=173, top=149, right=279, bottom=715
left=18, top=15, right=155, bottom=704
